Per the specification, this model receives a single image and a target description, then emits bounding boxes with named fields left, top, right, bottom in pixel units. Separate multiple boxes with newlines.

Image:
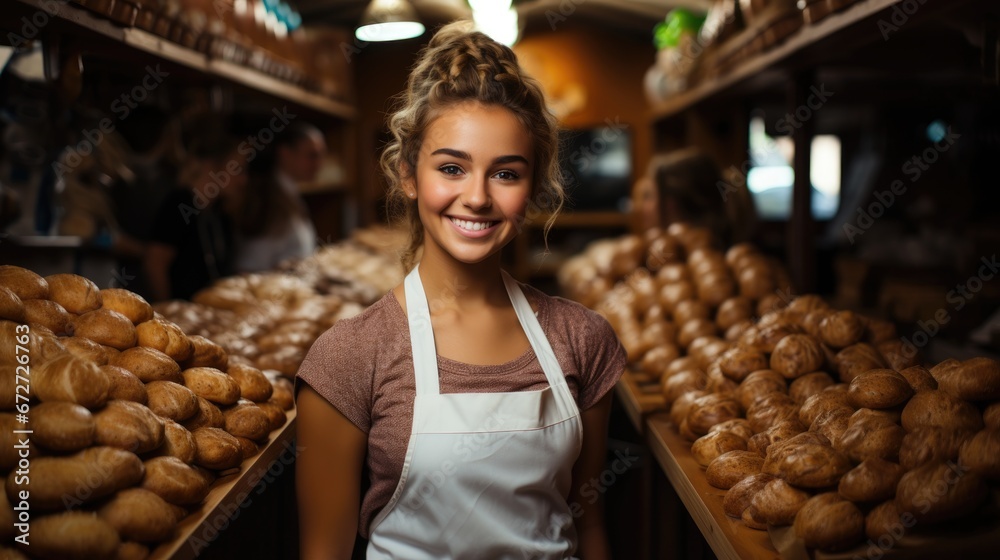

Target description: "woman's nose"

left=461, top=175, right=491, bottom=209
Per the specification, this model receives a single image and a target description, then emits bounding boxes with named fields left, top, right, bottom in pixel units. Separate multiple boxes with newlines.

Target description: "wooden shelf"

left=614, top=369, right=666, bottom=434
left=531, top=211, right=630, bottom=229
left=647, top=414, right=780, bottom=560
left=149, top=407, right=297, bottom=560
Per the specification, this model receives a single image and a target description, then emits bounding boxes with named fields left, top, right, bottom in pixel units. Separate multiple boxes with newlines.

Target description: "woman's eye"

left=439, top=164, right=463, bottom=176
left=494, top=170, right=520, bottom=181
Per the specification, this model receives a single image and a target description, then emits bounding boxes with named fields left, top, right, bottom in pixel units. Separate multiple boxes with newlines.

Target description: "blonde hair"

left=381, top=21, right=564, bottom=269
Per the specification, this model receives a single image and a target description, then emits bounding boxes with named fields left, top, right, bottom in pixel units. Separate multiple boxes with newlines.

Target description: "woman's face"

left=408, top=102, right=533, bottom=265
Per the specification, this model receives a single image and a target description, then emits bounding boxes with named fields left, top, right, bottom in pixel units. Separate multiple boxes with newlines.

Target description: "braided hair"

left=381, top=21, right=564, bottom=269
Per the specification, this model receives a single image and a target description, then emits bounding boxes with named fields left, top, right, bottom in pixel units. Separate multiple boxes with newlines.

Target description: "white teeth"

left=451, top=218, right=495, bottom=232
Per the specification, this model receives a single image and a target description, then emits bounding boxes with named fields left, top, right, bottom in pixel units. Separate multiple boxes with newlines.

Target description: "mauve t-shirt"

left=295, top=281, right=627, bottom=538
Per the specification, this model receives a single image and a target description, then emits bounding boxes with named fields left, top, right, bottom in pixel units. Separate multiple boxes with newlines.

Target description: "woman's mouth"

left=448, top=216, right=500, bottom=237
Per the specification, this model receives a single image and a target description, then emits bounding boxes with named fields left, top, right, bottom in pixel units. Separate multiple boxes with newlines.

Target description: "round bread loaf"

left=45, top=273, right=102, bottom=315
left=793, top=493, right=864, bottom=551
left=835, top=343, right=886, bottom=383
left=706, top=451, right=765, bottom=490
left=740, top=323, right=801, bottom=354
left=5, top=446, right=143, bottom=510
left=639, top=345, right=671, bottom=378
left=111, top=346, right=182, bottom=384
left=192, top=427, right=243, bottom=470
left=719, top=348, right=768, bottom=382
left=848, top=407, right=902, bottom=427
left=787, top=373, right=834, bottom=407
left=752, top=477, right=811, bottom=526
left=835, top=416, right=904, bottom=463
left=222, top=399, right=272, bottom=441
left=705, top=363, right=739, bottom=394
left=0, top=286, right=25, bottom=323
left=958, top=429, right=1000, bottom=480
left=669, top=389, right=707, bottom=427
left=801, top=310, right=829, bottom=338
left=142, top=456, right=210, bottom=506
left=19, top=511, right=119, bottom=560
left=0, top=265, right=49, bottom=300
left=899, top=427, right=975, bottom=470
left=71, top=309, right=137, bottom=350
left=101, top=365, right=148, bottom=404
left=183, top=396, right=226, bottom=431
left=897, top=365, right=937, bottom=392
left=664, top=356, right=699, bottom=379
left=799, top=389, right=853, bottom=427
left=98, top=488, right=177, bottom=543
left=865, top=500, right=906, bottom=543
left=737, top=369, right=787, bottom=410
left=896, top=461, right=987, bottom=524
left=693, top=431, right=749, bottom=468
left=155, top=420, right=196, bottom=464
left=848, top=369, right=914, bottom=409
left=115, top=542, right=151, bottom=560
left=770, top=334, right=824, bottom=380
left=146, top=381, right=199, bottom=422
left=686, top=394, right=741, bottom=436
left=747, top=421, right=804, bottom=457
left=819, top=310, right=864, bottom=349
left=747, top=393, right=800, bottom=433
left=673, top=299, right=710, bottom=325
left=93, top=400, right=165, bottom=454
left=810, top=408, right=853, bottom=443
left=34, top=353, right=109, bottom=409
left=136, top=318, right=193, bottom=362
left=900, top=390, right=984, bottom=432
left=658, top=282, right=695, bottom=311
left=269, top=375, right=295, bottom=410
left=227, top=363, right=273, bottom=403
left=764, top=441, right=851, bottom=488
left=935, top=358, right=1000, bottom=401
left=716, top=297, right=753, bottom=331
left=233, top=436, right=260, bottom=461
left=62, top=336, right=111, bottom=366
left=183, top=335, right=229, bottom=370
left=678, top=319, right=716, bottom=349
left=30, top=402, right=95, bottom=452
left=723, top=472, right=775, bottom=518
left=182, top=367, right=241, bottom=406
left=929, top=358, right=962, bottom=382
left=788, top=295, right=829, bottom=314
left=985, top=402, right=1000, bottom=430
left=256, top=400, right=288, bottom=431
left=23, top=299, right=71, bottom=335
left=99, top=288, right=153, bottom=324
left=662, top=369, right=707, bottom=404
left=838, top=458, right=905, bottom=503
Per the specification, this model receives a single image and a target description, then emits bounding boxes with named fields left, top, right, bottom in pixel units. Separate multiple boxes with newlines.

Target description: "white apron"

left=367, top=266, right=583, bottom=559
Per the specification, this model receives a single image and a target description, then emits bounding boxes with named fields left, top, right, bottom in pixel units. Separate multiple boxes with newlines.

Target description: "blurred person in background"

left=145, top=130, right=246, bottom=301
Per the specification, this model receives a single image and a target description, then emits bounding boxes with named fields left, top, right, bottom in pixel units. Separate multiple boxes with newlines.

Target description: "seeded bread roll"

left=30, top=402, right=95, bottom=452
left=141, top=456, right=210, bottom=506
left=747, top=421, right=805, bottom=457
left=146, top=381, right=199, bottom=422
left=94, top=400, right=165, bottom=454
left=706, top=451, right=765, bottom=490
left=23, top=299, right=72, bottom=335
left=182, top=397, right=225, bottom=431
left=819, top=311, right=864, bottom=349
left=752, top=478, right=811, bottom=526
left=191, top=427, right=242, bottom=470
left=788, top=372, right=835, bottom=404
left=898, top=365, right=937, bottom=392
left=222, top=399, right=272, bottom=441
left=45, top=273, right=102, bottom=315
left=101, top=365, right=148, bottom=404
left=835, top=416, right=904, bottom=462
left=848, top=369, right=914, bottom=409
left=154, top=420, right=196, bottom=464
left=764, top=441, right=851, bottom=488
left=20, top=511, right=120, bottom=560
left=723, top=472, right=775, bottom=518
left=793, top=493, right=865, bottom=551
left=770, top=334, right=825, bottom=380
left=0, top=286, right=25, bottom=323
left=693, top=430, right=749, bottom=468
left=936, top=358, right=1000, bottom=401
left=0, top=265, right=49, bottom=300
left=896, top=461, right=987, bottom=524
left=99, top=488, right=177, bottom=543
left=737, top=370, right=787, bottom=410
left=99, top=288, right=153, bottom=324
left=136, top=318, right=193, bottom=362
left=900, top=390, right=984, bottom=432
left=256, top=400, right=288, bottom=431
left=799, top=389, right=853, bottom=427
left=35, top=354, right=110, bottom=409
left=718, top=348, right=769, bottom=382
left=5, top=446, right=143, bottom=510
left=111, top=347, right=182, bottom=384
left=958, top=429, right=1000, bottom=480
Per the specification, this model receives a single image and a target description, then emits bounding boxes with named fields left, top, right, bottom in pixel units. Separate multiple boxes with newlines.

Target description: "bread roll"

left=985, top=401, right=1000, bottom=430
left=136, top=318, right=193, bottom=362
left=94, top=400, right=165, bottom=454
left=673, top=299, right=710, bottom=325
left=835, top=343, right=886, bottom=383
left=834, top=416, right=904, bottom=462
left=111, top=347, right=182, bottom=384
left=723, top=472, right=775, bottom=518
left=35, top=354, right=110, bottom=409
left=718, top=348, right=768, bottom=382
left=662, top=369, right=707, bottom=404
left=31, top=402, right=95, bottom=452
left=20, top=511, right=119, bottom=560
left=23, top=299, right=71, bottom=335
left=181, top=367, right=241, bottom=406
left=810, top=407, right=853, bottom=443
left=715, top=297, right=753, bottom=331
left=234, top=436, right=260, bottom=460
left=901, top=390, right=983, bottom=432
left=269, top=376, right=294, bottom=410
left=61, top=336, right=110, bottom=366
left=747, top=393, right=800, bottom=433
left=837, top=458, right=904, bottom=504
left=71, top=309, right=137, bottom=351
left=5, top=446, right=143, bottom=510
left=101, top=365, right=148, bottom=404
left=0, top=265, right=49, bottom=300
left=226, top=363, right=273, bottom=403
left=770, top=334, right=824, bottom=380
left=787, top=295, right=829, bottom=314
left=789, top=372, right=835, bottom=404
left=958, top=429, right=1000, bottom=480
left=752, top=478, right=811, bottom=526
left=146, top=381, right=199, bottom=422
left=99, top=288, right=153, bottom=324
left=737, top=370, right=787, bottom=410
left=896, top=461, right=987, bottom=524
left=936, top=358, right=1000, bottom=401
left=793, top=493, right=864, bottom=551
left=639, top=344, right=679, bottom=378
left=764, top=441, right=851, bottom=488
left=747, top=421, right=804, bottom=457
left=0, top=286, right=25, bottom=323
left=141, top=456, right=210, bottom=506
left=182, top=396, right=225, bottom=431
left=222, top=399, right=272, bottom=441
left=256, top=400, right=288, bottom=431
left=686, top=394, right=741, bottom=437
left=115, top=542, right=151, bottom=560
left=98, top=488, right=177, bottom=543
left=155, top=420, right=196, bottom=464
left=848, top=407, right=901, bottom=427
left=693, top=430, right=749, bottom=468
left=929, top=358, right=962, bottom=382
left=45, top=273, right=102, bottom=314
left=899, top=427, right=974, bottom=470
left=848, top=369, right=913, bottom=409
left=706, top=451, right=764, bottom=490
left=819, top=311, right=864, bottom=349
left=799, top=389, right=853, bottom=427
left=677, top=319, right=716, bottom=349
left=192, top=427, right=243, bottom=470
left=898, top=365, right=937, bottom=392
left=183, top=335, right=228, bottom=370
left=865, top=500, right=905, bottom=543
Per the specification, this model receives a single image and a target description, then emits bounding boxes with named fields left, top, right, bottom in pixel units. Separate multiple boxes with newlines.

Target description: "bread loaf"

left=141, top=456, right=210, bottom=506
left=35, top=354, right=110, bottom=409
left=62, top=336, right=111, bottom=366
left=848, top=407, right=901, bottom=427
left=899, top=427, right=974, bottom=470
left=183, top=335, right=229, bottom=370
left=838, top=458, right=904, bottom=503
left=819, top=311, right=864, bottom=349
left=45, top=273, right=102, bottom=314
left=23, top=299, right=71, bottom=335
left=0, top=265, right=49, bottom=300
left=191, top=427, right=242, bottom=470
left=985, top=402, right=1000, bottom=430
left=810, top=408, right=853, bottom=443
left=234, top=436, right=260, bottom=460
left=835, top=343, right=886, bottom=383
left=182, top=396, right=225, bottom=431
left=0, top=286, right=25, bottom=323
left=182, top=367, right=241, bottom=406
left=718, top=348, right=768, bottom=382
left=799, top=389, right=853, bottom=427
left=747, top=393, right=800, bottom=433
left=752, top=478, right=811, bottom=526
left=662, top=369, right=707, bottom=403
left=834, top=416, right=904, bottom=462
left=146, top=381, right=199, bottom=422
left=706, top=451, right=764, bottom=490
left=723, top=472, right=775, bottom=518
left=136, top=318, right=193, bottom=362
left=111, top=346, right=182, bottom=384
left=789, top=372, right=835, bottom=404
left=30, top=402, right=95, bottom=452
left=764, top=441, right=851, bottom=488
left=898, top=365, right=937, bottom=392
left=5, top=446, right=143, bottom=510
left=747, top=421, right=804, bottom=457
left=865, top=500, right=905, bottom=543
left=115, top=542, right=151, bottom=560
left=958, top=429, right=1000, bottom=480
left=256, top=400, right=288, bottom=431
left=686, top=394, right=741, bottom=436
left=71, top=309, right=137, bottom=350
left=737, top=370, right=787, bottom=410
left=98, top=488, right=177, bottom=543
left=848, top=369, right=913, bottom=409
left=227, top=363, right=273, bottom=403
left=94, top=400, right=165, bottom=454
left=896, top=461, right=986, bottom=524
left=99, top=288, right=153, bottom=324
left=787, top=295, right=829, bottom=314
left=770, top=334, right=824, bottom=380
left=101, top=365, right=148, bottom=404
left=223, top=399, right=272, bottom=441
left=20, top=511, right=119, bottom=560
left=692, top=431, right=748, bottom=468
left=900, top=390, right=983, bottom=432
left=269, top=375, right=295, bottom=410
left=639, top=345, right=675, bottom=378
left=936, top=358, right=1000, bottom=401
left=793, top=493, right=864, bottom=551
left=155, top=420, right=196, bottom=464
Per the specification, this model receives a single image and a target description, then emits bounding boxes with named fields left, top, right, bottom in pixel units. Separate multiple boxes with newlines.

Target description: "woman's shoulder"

left=519, top=282, right=614, bottom=338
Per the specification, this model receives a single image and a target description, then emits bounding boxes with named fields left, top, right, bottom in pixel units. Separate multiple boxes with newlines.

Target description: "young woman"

left=295, top=22, right=626, bottom=559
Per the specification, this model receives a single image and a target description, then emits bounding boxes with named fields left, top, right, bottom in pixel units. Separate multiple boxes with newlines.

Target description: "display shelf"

left=149, top=407, right=297, bottom=560
left=530, top=211, right=630, bottom=229
left=614, top=369, right=666, bottom=434
left=647, top=414, right=780, bottom=560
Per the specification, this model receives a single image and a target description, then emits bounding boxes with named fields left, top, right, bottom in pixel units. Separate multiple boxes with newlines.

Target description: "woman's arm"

left=296, top=385, right=367, bottom=559
left=570, top=392, right=614, bottom=560
left=144, top=242, right=176, bottom=302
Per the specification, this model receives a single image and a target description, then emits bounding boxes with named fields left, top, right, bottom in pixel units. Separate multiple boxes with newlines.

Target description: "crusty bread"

left=848, top=369, right=914, bottom=409
left=222, top=399, right=272, bottom=441
left=898, top=426, right=975, bottom=470
left=101, top=365, right=148, bottom=404
left=19, top=511, right=119, bottom=560
left=770, top=334, right=825, bottom=380
left=0, top=286, right=25, bottom=323
left=111, top=346, right=182, bottom=384
left=693, top=430, right=749, bottom=468
left=23, top=298, right=71, bottom=335
left=789, top=372, right=835, bottom=405
left=0, top=265, right=49, bottom=300
left=45, top=273, right=102, bottom=314
left=706, top=451, right=765, bottom=490
left=896, top=461, right=987, bottom=524
left=136, top=318, right=193, bottom=362
left=182, top=367, right=241, bottom=406
left=900, top=390, right=983, bottom=432
left=227, top=363, right=273, bottom=403
left=191, top=427, right=242, bottom=470
left=30, top=402, right=95, bottom=452
left=141, top=456, right=210, bottom=506
left=5, top=446, right=143, bottom=510
left=723, top=472, right=775, bottom=518
left=958, top=429, right=1000, bottom=480
left=737, top=369, right=787, bottom=410
left=146, top=381, right=199, bottom=422
left=99, top=288, right=153, bottom=324
left=837, top=458, right=905, bottom=503
left=35, top=354, right=109, bottom=410
left=98, top=488, right=178, bottom=543
left=752, top=478, right=811, bottom=526
left=93, top=400, right=165, bottom=454
left=793, top=493, right=864, bottom=551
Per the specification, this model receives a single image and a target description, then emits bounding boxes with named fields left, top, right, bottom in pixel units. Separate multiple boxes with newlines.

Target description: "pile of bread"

left=0, top=265, right=295, bottom=559
left=560, top=224, right=1000, bottom=552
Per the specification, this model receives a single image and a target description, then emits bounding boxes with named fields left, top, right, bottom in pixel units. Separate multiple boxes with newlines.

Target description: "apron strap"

left=404, top=265, right=441, bottom=395
left=501, top=271, right=569, bottom=392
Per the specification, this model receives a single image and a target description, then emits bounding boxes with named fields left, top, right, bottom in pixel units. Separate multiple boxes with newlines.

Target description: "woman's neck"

left=416, top=240, right=508, bottom=312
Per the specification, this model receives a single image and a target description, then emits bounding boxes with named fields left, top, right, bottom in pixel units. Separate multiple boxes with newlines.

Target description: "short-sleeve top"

left=295, top=281, right=627, bottom=539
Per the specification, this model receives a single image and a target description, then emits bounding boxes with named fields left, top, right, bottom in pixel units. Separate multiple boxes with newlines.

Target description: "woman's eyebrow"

left=430, top=148, right=529, bottom=166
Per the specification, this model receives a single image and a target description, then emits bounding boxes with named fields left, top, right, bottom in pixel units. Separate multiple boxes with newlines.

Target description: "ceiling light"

left=356, top=0, right=425, bottom=42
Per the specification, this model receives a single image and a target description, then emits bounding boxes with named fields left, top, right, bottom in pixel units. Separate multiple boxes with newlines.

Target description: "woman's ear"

left=400, top=162, right=417, bottom=199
